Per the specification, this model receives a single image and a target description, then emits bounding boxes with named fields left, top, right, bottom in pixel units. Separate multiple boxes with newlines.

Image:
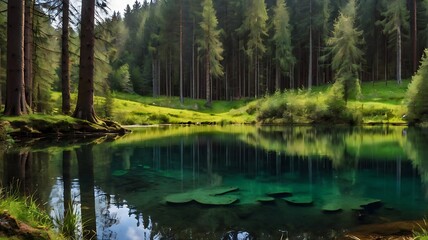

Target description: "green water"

left=1, top=125, right=428, bottom=239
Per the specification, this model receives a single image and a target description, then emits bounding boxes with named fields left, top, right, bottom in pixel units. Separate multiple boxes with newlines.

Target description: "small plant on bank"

left=0, top=184, right=65, bottom=239
left=53, top=203, right=81, bottom=240
left=414, top=219, right=428, bottom=239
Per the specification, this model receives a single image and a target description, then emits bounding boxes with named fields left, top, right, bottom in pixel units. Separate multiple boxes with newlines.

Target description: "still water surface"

left=1, top=125, right=428, bottom=239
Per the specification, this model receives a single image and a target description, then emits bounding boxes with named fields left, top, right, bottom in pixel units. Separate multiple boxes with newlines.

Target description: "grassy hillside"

left=50, top=92, right=256, bottom=125
left=47, top=79, right=409, bottom=125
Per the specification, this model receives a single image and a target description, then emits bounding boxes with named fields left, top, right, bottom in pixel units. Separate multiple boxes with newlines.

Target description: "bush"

left=257, top=92, right=288, bottom=121
left=148, top=113, right=170, bottom=124
left=406, top=49, right=428, bottom=123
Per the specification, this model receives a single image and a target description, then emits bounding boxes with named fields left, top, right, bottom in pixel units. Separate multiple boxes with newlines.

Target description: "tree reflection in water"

left=5, top=126, right=428, bottom=239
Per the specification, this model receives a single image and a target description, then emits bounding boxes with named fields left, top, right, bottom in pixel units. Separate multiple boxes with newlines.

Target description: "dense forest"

left=0, top=0, right=427, bottom=114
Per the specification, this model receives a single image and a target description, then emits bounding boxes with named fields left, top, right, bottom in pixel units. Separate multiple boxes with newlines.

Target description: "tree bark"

left=412, top=0, right=417, bottom=73
left=179, top=0, right=183, bottom=104
left=5, top=0, right=28, bottom=116
left=192, top=17, right=195, bottom=99
left=72, top=0, right=100, bottom=123
left=397, top=26, right=402, bottom=84
left=308, top=0, right=313, bottom=90
left=61, top=0, right=71, bottom=114
left=24, top=0, right=34, bottom=109
left=206, top=48, right=211, bottom=106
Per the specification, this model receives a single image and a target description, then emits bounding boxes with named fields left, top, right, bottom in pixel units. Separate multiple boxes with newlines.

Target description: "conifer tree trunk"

left=179, top=0, right=183, bottom=104
left=397, top=26, right=402, bottom=84
left=308, top=0, right=313, bottom=89
left=412, top=0, right=417, bottom=73
left=61, top=0, right=71, bottom=114
left=73, top=0, right=99, bottom=122
left=206, top=52, right=211, bottom=106
left=192, top=17, right=196, bottom=99
left=5, top=0, right=28, bottom=116
left=24, top=0, right=34, bottom=109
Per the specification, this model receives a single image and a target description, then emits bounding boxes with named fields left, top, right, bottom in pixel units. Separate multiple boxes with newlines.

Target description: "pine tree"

left=272, top=0, right=295, bottom=91
left=327, top=0, right=364, bottom=102
left=377, top=0, right=410, bottom=84
left=240, top=0, right=268, bottom=98
left=72, top=0, right=100, bottom=123
left=61, top=0, right=71, bottom=114
left=4, top=0, right=28, bottom=116
left=199, top=0, right=224, bottom=106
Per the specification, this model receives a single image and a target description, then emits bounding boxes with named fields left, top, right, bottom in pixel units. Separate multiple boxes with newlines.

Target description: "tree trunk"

left=179, top=0, right=183, bottom=104
left=192, top=17, right=195, bottom=99
left=206, top=50, right=211, bottom=106
left=275, top=62, right=280, bottom=91
left=397, top=26, right=402, bottom=84
left=61, top=0, right=71, bottom=114
left=24, top=0, right=34, bottom=110
left=152, top=58, right=156, bottom=97
left=5, top=0, right=27, bottom=116
left=412, top=0, right=417, bottom=73
left=73, top=0, right=99, bottom=123
left=308, top=0, right=313, bottom=90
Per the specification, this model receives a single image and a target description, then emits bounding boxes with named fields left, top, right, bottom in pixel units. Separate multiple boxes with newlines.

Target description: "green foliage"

left=272, top=0, right=295, bottom=73
left=406, top=49, right=428, bottom=123
left=257, top=91, right=289, bottom=121
left=377, top=0, right=409, bottom=37
left=33, top=10, right=59, bottom=113
left=103, top=90, right=114, bottom=118
left=199, top=0, right=224, bottom=78
left=257, top=88, right=354, bottom=124
left=0, top=185, right=51, bottom=229
left=109, top=64, right=133, bottom=93
left=326, top=0, right=363, bottom=101
left=240, top=0, right=269, bottom=60
left=414, top=220, right=428, bottom=239
left=53, top=204, right=80, bottom=240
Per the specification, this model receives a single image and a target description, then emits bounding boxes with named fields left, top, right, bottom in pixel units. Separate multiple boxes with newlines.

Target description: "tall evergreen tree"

left=199, top=0, right=224, bottom=106
left=24, top=0, right=34, bottom=109
left=377, top=0, right=409, bottom=84
left=72, top=0, right=100, bottom=122
left=5, top=0, right=28, bottom=116
left=327, top=0, right=364, bottom=101
left=272, top=0, right=295, bottom=91
left=240, top=0, right=268, bottom=98
left=61, top=0, right=71, bottom=114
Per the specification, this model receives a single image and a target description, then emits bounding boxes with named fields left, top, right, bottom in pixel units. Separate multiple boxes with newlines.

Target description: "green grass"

left=46, top=79, right=410, bottom=126
left=0, top=186, right=66, bottom=239
left=50, top=92, right=257, bottom=125
left=414, top=220, right=428, bottom=239
left=256, top=79, right=410, bottom=124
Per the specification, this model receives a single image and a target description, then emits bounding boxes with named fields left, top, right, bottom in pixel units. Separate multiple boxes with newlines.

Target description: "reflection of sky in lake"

left=9, top=126, right=428, bottom=239
left=49, top=179, right=162, bottom=240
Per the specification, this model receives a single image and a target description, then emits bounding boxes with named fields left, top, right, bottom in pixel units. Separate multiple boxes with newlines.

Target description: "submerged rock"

left=164, top=186, right=239, bottom=206
left=321, top=196, right=381, bottom=213
left=283, top=194, right=313, bottom=206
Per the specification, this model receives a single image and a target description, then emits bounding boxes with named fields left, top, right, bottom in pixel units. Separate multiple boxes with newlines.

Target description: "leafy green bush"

left=148, top=113, right=170, bottom=124
left=257, top=91, right=288, bottom=121
left=406, top=49, right=428, bottom=124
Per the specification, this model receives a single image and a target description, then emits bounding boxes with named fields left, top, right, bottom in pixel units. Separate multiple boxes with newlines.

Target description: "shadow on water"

left=3, top=126, right=428, bottom=239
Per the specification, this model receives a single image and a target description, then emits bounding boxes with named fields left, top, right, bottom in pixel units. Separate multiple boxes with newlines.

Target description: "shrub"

left=406, top=49, right=428, bottom=123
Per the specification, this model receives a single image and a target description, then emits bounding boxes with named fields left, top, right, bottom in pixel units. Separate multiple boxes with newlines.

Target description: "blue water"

left=1, top=125, right=428, bottom=239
